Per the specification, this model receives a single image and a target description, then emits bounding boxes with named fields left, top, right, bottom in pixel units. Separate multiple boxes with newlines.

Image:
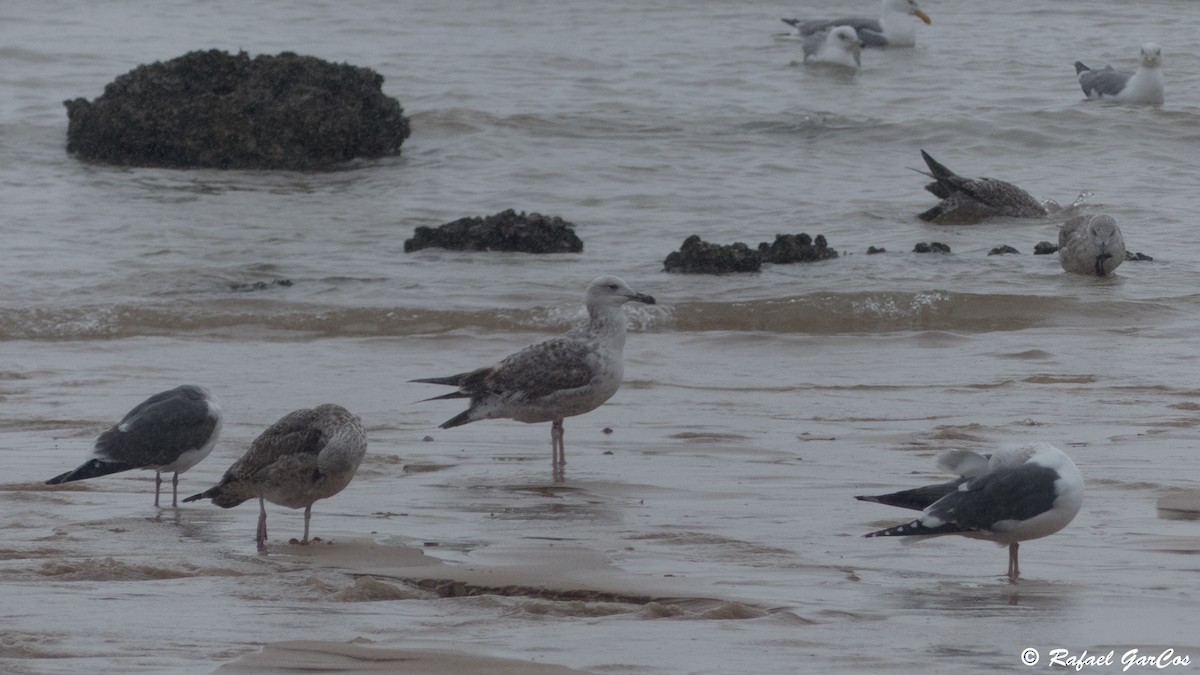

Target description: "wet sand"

left=4, top=334, right=1200, bottom=673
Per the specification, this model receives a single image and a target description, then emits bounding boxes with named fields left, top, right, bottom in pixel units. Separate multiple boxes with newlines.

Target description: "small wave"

left=0, top=291, right=1168, bottom=340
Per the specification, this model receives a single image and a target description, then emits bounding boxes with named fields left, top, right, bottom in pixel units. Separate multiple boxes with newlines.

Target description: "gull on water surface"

left=857, top=442, right=1083, bottom=582
left=1058, top=214, right=1126, bottom=276
left=184, top=404, right=366, bottom=552
left=914, top=149, right=1047, bottom=223
left=413, top=275, right=655, bottom=481
left=781, top=0, right=930, bottom=48
left=802, top=26, right=863, bottom=70
left=45, top=384, right=222, bottom=507
left=1075, top=43, right=1164, bottom=105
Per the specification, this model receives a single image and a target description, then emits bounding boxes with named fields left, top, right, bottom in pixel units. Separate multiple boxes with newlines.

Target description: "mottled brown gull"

left=802, top=26, right=863, bottom=70
left=45, top=384, right=223, bottom=507
left=184, top=404, right=367, bottom=552
left=1058, top=214, right=1125, bottom=276
left=1075, top=43, right=1164, bottom=105
left=413, top=275, right=655, bottom=479
left=782, top=0, right=930, bottom=48
left=914, top=150, right=1048, bottom=223
left=857, top=442, right=1084, bottom=583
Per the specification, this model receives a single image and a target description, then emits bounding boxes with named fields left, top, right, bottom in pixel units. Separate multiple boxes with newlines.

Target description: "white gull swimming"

left=45, top=384, right=223, bottom=507
left=1058, top=214, right=1126, bottom=276
left=857, top=442, right=1084, bottom=582
left=781, top=0, right=931, bottom=48
left=1075, top=43, right=1165, bottom=105
left=802, top=26, right=863, bottom=70
left=412, top=275, right=655, bottom=480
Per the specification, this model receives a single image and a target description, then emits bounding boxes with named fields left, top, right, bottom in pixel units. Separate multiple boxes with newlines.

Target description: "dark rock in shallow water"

left=664, top=235, right=762, bottom=273
left=1034, top=241, right=1058, bottom=255
left=988, top=245, right=1019, bottom=256
left=867, top=246, right=887, bottom=254
left=1125, top=251, right=1153, bottom=262
left=64, top=50, right=411, bottom=170
left=913, top=242, right=951, bottom=253
left=230, top=279, right=293, bottom=293
left=404, top=210, right=583, bottom=253
left=757, top=233, right=838, bottom=264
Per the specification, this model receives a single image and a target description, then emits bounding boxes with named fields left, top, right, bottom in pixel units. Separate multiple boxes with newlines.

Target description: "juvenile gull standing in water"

left=1058, top=214, right=1126, bottom=276
left=45, top=384, right=222, bottom=507
left=412, top=275, right=655, bottom=479
left=802, top=26, right=863, bottom=70
left=1075, top=43, right=1164, bottom=105
left=184, top=404, right=366, bottom=552
left=782, top=0, right=930, bottom=48
left=914, top=149, right=1048, bottom=223
left=857, top=442, right=1083, bottom=582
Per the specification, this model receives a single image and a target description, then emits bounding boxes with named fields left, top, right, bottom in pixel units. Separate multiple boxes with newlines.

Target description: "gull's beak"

left=915, top=10, right=931, bottom=24
left=630, top=292, right=656, bottom=305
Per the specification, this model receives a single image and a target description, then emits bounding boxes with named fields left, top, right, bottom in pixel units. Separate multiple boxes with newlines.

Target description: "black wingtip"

left=781, top=17, right=799, bottom=27
left=1074, top=61, right=1089, bottom=75
left=919, top=149, right=954, bottom=180
left=864, top=519, right=964, bottom=538
left=410, top=376, right=462, bottom=387
left=45, top=458, right=132, bottom=485
left=438, top=410, right=474, bottom=429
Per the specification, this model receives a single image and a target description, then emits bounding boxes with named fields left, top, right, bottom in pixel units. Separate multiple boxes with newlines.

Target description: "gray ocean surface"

left=2, top=0, right=1200, bottom=673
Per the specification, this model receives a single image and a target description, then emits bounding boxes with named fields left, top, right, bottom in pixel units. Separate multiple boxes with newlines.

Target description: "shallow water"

left=2, top=0, right=1200, bottom=673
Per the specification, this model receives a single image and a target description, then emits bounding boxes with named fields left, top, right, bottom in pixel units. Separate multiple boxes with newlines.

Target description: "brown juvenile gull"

left=1075, top=43, right=1164, bottom=105
left=858, top=442, right=1083, bottom=583
left=46, top=384, right=223, bottom=508
left=782, top=0, right=930, bottom=48
left=1058, top=214, right=1126, bottom=276
left=184, top=404, right=367, bottom=552
left=412, top=275, right=655, bottom=478
left=802, top=26, right=863, bottom=70
left=915, top=149, right=1048, bottom=223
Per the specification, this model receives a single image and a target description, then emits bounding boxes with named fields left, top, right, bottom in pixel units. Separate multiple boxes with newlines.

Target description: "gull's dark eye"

left=607, top=284, right=618, bottom=290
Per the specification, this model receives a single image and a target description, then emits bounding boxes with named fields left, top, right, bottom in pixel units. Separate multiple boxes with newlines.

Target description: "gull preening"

left=184, top=404, right=366, bottom=552
left=1075, top=43, right=1165, bottom=105
left=45, top=384, right=223, bottom=507
left=857, top=442, right=1084, bottom=583
left=802, top=26, right=863, bottom=70
left=413, top=275, right=655, bottom=480
left=1058, top=214, right=1126, bottom=276
left=782, top=0, right=931, bottom=48
left=914, top=150, right=1048, bottom=223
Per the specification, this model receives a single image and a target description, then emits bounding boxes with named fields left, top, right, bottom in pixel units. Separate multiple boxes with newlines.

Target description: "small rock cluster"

left=663, top=233, right=838, bottom=274
left=404, top=210, right=584, bottom=253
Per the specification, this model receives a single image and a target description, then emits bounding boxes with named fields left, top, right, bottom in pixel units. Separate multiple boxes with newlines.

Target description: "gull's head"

left=1086, top=215, right=1125, bottom=276
left=830, top=26, right=863, bottom=65
left=886, top=0, right=932, bottom=24
left=831, top=26, right=861, bottom=47
left=1086, top=215, right=1122, bottom=244
left=586, top=275, right=656, bottom=308
left=1140, top=42, right=1162, bottom=67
